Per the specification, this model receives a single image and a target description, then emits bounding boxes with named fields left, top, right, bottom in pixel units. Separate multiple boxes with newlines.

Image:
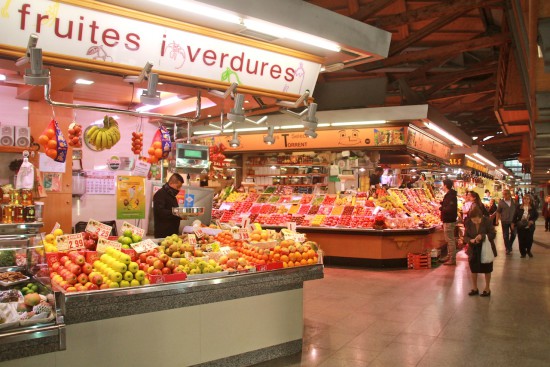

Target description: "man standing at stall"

left=369, top=167, right=384, bottom=188
left=496, top=189, right=518, bottom=255
left=153, top=173, right=184, bottom=238
left=440, top=179, right=458, bottom=265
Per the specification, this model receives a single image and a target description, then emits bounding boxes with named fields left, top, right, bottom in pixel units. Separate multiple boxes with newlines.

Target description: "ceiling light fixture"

left=465, top=154, right=486, bottom=166
left=75, top=78, right=94, bottom=85
left=123, top=61, right=153, bottom=83
left=263, top=126, right=275, bottom=145
left=302, top=103, right=318, bottom=139
left=15, top=33, right=38, bottom=67
left=227, top=93, right=245, bottom=123
left=140, top=73, right=161, bottom=105
left=424, top=122, right=465, bottom=146
left=473, top=153, right=497, bottom=167
left=229, top=130, right=240, bottom=148
left=498, top=168, right=509, bottom=176
left=0, top=74, right=5, bottom=81
left=276, top=90, right=310, bottom=108
left=23, top=47, right=49, bottom=86
left=136, top=95, right=181, bottom=112
left=482, top=135, right=494, bottom=142
left=331, top=120, right=386, bottom=127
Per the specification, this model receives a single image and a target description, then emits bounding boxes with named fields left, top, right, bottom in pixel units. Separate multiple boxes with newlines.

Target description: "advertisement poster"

left=116, top=176, right=145, bottom=219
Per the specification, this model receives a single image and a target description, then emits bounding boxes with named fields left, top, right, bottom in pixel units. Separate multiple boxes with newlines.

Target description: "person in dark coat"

left=369, top=167, right=384, bottom=188
left=512, top=195, right=539, bottom=258
left=439, top=179, right=458, bottom=265
left=487, top=198, right=498, bottom=226
left=496, top=189, right=518, bottom=255
left=153, top=173, right=184, bottom=238
left=464, top=206, right=497, bottom=297
left=542, top=195, right=550, bottom=232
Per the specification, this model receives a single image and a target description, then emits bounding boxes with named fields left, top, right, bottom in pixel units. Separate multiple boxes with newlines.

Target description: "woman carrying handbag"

left=512, top=195, right=538, bottom=258
left=464, top=207, right=497, bottom=297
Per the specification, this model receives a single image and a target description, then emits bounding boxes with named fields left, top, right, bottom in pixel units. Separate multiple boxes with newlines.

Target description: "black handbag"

left=517, top=218, right=529, bottom=229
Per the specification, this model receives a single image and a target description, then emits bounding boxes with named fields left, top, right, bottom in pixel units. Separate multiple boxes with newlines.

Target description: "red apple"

left=139, top=253, right=148, bottom=263
left=99, top=283, right=110, bottom=290
left=81, top=263, right=93, bottom=275
left=165, top=260, right=176, bottom=270
left=84, top=239, right=96, bottom=250
left=77, top=273, right=88, bottom=285
left=151, top=268, right=162, bottom=276
left=173, top=267, right=185, bottom=274
left=75, top=283, right=85, bottom=291
left=153, top=260, right=164, bottom=270
left=139, top=263, right=148, bottom=271
left=90, top=233, right=98, bottom=241
left=147, top=266, right=155, bottom=274
left=89, top=273, right=103, bottom=285
left=161, top=267, right=171, bottom=275
left=87, top=283, right=99, bottom=291
left=227, top=259, right=238, bottom=269
left=159, top=254, right=170, bottom=264
left=146, top=256, right=157, bottom=266
left=59, top=255, right=69, bottom=264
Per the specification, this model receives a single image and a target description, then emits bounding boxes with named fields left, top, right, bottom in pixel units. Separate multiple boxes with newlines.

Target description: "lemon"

left=44, top=234, right=55, bottom=243
left=53, top=229, right=64, bottom=237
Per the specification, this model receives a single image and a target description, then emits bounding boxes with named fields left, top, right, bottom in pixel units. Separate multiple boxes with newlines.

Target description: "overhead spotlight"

left=123, top=61, right=153, bottom=83
left=229, top=130, right=240, bottom=148
left=208, top=82, right=238, bottom=99
left=263, top=126, right=275, bottom=145
left=245, top=116, right=268, bottom=125
left=227, top=93, right=245, bottom=123
left=280, top=107, right=309, bottom=119
left=304, top=128, right=317, bottom=139
left=276, top=90, right=310, bottom=108
left=302, top=102, right=318, bottom=125
left=15, top=33, right=39, bottom=67
left=140, top=73, right=161, bottom=105
left=23, top=48, right=49, bottom=86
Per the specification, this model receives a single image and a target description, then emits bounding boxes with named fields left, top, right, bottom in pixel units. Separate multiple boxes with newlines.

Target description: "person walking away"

left=542, top=195, right=550, bottom=232
left=464, top=207, right=497, bottom=297
left=496, top=189, right=518, bottom=255
left=439, top=179, right=458, bottom=265
left=487, top=198, right=498, bottom=226
left=513, top=195, right=538, bottom=258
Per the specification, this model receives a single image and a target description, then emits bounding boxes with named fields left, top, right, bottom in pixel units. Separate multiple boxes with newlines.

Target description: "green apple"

left=134, top=270, right=146, bottom=281
left=189, top=268, right=201, bottom=275
left=130, top=279, right=140, bottom=287
left=128, top=262, right=139, bottom=273
left=117, top=236, right=125, bottom=244
left=123, top=230, right=133, bottom=238
left=109, top=271, right=122, bottom=283
left=131, top=234, right=142, bottom=243
left=122, top=244, right=130, bottom=249
left=123, top=271, right=134, bottom=281
left=119, top=280, right=130, bottom=287
left=109, top=282, right=120, bottom=288
left=122, top=237, right=133, bottom=246
left=119, top=254, right=132, bottom=265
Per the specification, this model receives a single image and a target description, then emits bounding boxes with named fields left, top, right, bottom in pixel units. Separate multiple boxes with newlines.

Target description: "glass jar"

left=2, top=204, right=13, bottom=224
left=12, top=204, right=24, bottom=223
left=23, top=205, right=35, bottom=222
left=20, top=189, right=33, bottom=206
left=10, top=190, right=20, bottom=205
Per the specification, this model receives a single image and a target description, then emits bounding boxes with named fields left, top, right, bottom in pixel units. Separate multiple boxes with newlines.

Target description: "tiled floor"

left=253, top=220, right=550, bottom=367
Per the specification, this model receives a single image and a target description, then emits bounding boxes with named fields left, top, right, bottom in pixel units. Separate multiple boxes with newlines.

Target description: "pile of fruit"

left=37, top=127, right=61, bottom=160
left=0, top=286, right=55, bottom=327
left=43, top=228, right=65, bottom=253
left=158, top=234, right=204, bottom=258
left=131, top=131, right=143, bottom=155
left=67, top=122, right=83, bottom=148
left=86, top=115, right=121, bottom=150
left=95, top=248, right=147, bottom=288
left=117, top=230, right=143, bottom=249
left=135, top=247, right=187, bottom=276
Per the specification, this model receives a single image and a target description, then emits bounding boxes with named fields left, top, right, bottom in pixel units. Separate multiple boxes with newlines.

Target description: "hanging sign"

left=0, top=0, right=321, bottom=95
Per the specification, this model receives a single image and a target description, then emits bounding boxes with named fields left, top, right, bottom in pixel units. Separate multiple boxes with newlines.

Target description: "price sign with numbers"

left=96, top=237, right=122, bottom=253
left=219, top=246, right=231, bottom=255
left=56, top=233, right=85, bottom=251
left=121, top=222, right=145, bottom=237
left=193, top=227, right=205, bottom=238
left=286, top=222, right=297, bottom=231
left=85, top=219, right=112, bottom=238
left=131, top=239, right=158, bottom=254
left=294, top=233, right=306, bottom=243
left=188, top=234, right=197, bottom=246
left=239, top=228, right=250, bottom=241
left=241, top=216, right=250, bottom=229
left=231, top=227, right=241, bottom=240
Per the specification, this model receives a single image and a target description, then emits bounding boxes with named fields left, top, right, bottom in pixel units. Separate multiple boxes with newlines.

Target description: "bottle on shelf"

left=2, top=194, right=13, bottom=224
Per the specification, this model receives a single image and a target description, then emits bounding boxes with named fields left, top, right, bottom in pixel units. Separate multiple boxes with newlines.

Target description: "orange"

left=289, top=253, right=296, bottom=262
left=154, top=148, right=163, bottom=158
left=152, top=141, right=162, bottom=149
left=280, top=255, right=289, bottom=263
left=300, top=259, right=307, bottom=266
left=294, top=252, right=302, bottom=262
left=47, top=139, right=57, bottom=149
left=251, top=233, right=261, bottom=241
left=282, top=262, right=288, bottom=268
left=307, top=258, right=315, bottom=265
left=44, top=128, right=56, bottom=139
left=38, top=135, right=49, bottom=145
left=287, top=261, right=295, bottom=267
left=46, top=149, right=57, bottom=159
left=273, top=253, right=281, bottom=262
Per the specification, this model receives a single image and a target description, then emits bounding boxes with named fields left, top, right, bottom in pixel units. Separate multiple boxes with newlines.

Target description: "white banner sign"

left=0, top=0, right=321, bottom=94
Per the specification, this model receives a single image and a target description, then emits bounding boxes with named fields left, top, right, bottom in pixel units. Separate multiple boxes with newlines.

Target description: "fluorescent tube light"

left=150, top=0, right=241, bottom=24
left=236, top=127, right=268, bottom=132
left=498, top=168, right=509, bottom=176
left=136, top=95, right=181, bottom=112
left=194, top=130, right=222, bottom=135
left=424, top=122, right=464, bottom=146
left=0, top=74, right=5, bottom=81
left=278, top=125, right=306, bottom=130
left=473, top=153, right=497, bottom=167
left=465, top=154, right=486, bottom=166
left=75, top=78, right=94, bottom=85
left=482, top=135, right=494, bottom=142
left=331, top=120, right=386, bottom=126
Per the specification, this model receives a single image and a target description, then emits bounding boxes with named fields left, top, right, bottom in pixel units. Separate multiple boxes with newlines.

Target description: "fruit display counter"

left=2, top=265, right=323, bottom=367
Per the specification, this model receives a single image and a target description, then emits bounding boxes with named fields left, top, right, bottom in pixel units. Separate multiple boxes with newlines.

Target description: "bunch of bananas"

left=86, top=115, right=121, bottom=150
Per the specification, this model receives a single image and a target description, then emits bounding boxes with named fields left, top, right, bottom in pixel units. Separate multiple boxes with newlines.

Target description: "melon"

left=24, top=293, right=41, bottom=307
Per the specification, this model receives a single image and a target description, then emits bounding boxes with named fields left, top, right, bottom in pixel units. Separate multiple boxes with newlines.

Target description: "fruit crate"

left=407, top=252, right=431, bottom=270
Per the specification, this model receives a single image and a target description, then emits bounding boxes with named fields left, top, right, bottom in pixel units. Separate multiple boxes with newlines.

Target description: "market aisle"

left=252, top=221, right=550, bottom=367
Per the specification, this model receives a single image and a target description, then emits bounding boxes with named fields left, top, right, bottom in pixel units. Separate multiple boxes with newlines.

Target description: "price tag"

left=193, top=227, right=205, bottom=238
left=56, top=233, right=85, bottom=252
left=286, top=222, right=297, bottom=231
left=239, top=228, right=250, bottom=241
left=188, top=234, right=197, bottom=246
left=85, top=219, right=113, bottom=238
left=96, top=237, right=122, bottom=253
left=284, top=232, right=295, bottom=241
left=241, top=216, right=250, bottom=228
left=121, top=222, right=145, bottom=237
left=219, top=246, right=231, bottom=255
left=231, top=227, right=241, bottom=240
left=294, top=233, right=306, bottom=243
left=247, top=223, right=257, bottom=232
left=50, top=222, right=61, bottom=234
left=131, top=239, right=158, bottom=254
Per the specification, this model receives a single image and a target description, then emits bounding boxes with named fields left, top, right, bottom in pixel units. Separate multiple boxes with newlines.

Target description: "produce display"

left=85, top=115, right=121, bottom=150
left=0, top=280, right=56, bottom=329
left=67, top=122, right=83, bottom=148
left=213, top=188, right=442, bottom=229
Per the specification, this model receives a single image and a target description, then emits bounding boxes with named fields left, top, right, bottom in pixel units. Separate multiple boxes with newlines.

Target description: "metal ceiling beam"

left=373, top=0, right=503, bottom=28
left=355, top=33, right=509, bottom=72
left=351, top=0, right=398, bottom=22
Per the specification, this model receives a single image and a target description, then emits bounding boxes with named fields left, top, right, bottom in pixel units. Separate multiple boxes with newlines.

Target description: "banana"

left=96, top=130, right=105, bottom=150
left=105, top=131, right=113, bottom=149
left=88, top=128, right=100, bottom=145
left=109, top=127, right=120, bottom=144
left=86, top=126, right=98, bottom=139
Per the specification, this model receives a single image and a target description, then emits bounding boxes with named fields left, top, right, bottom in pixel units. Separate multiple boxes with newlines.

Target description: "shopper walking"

left=513, top=195, right=538, bottom=258
left=464, top=207, right=497, bottom=297
left=439, top=179, right=458, bottom=265
left=496, top=189, right=518, bottom=255
left=542, top=195, right=550, bottom=232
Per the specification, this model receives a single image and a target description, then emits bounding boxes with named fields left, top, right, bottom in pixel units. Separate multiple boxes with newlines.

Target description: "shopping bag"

left=15, top=156, right=34, bottom=189
left=481, top=240, right=495, bottom=264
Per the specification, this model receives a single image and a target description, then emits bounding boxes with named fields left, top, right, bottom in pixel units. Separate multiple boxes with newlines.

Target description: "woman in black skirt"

left=464, top=206, right=497, bottom=297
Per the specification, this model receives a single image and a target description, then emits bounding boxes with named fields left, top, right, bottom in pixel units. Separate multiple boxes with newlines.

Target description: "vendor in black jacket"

left=153, top=173, right=184, bottom=238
